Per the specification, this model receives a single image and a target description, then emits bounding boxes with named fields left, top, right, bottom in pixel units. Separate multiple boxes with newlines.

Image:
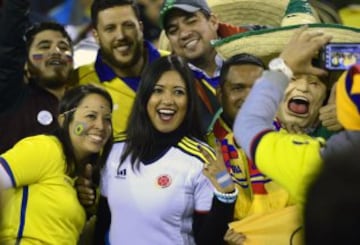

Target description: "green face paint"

left=74, top=122, right=87, bottom=136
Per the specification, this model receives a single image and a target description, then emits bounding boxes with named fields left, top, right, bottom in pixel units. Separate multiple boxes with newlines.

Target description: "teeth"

left=185, top=40, right=197, bottom=49
left=292, top=96, right=308, bottom=102
left=115, top=46, right=129, bottom=52
left=89, top=135, right=102, bottom=141
left=48, top=60, right=63, bottom=65
left=159, top=109, right=175, bottom=115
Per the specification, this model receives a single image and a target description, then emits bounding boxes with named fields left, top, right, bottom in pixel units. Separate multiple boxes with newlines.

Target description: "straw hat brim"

left=208, top=0, right=289, bottom=27
left=212, top=23, right=360, bottom=65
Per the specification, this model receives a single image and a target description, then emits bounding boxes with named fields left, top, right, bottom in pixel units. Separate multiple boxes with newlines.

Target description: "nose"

left=161, top=91, right=174, bottom=105
left=94, top=117, right=106, bottom=131
left=295, top=79, right=309, bottom=92
left=179, top=25, right=192, bottom=40
left=115, top=26, right=125, bottom=40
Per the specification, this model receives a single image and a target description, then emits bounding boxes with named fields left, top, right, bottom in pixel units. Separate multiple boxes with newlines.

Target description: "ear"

left=93, top=29, right=100, bottom=44
left=139, top=20, right=144, bottom=32
left=24, top=62, right=30, bottom=78
left=58, top=114, right=65, bottom=127
left=209, top=14, right=219, bottom=34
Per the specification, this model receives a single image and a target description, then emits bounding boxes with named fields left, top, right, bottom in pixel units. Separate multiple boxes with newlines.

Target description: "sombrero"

left=212, top=0, right=360, bottom=65
left=207, top=0, right=323, bottom=27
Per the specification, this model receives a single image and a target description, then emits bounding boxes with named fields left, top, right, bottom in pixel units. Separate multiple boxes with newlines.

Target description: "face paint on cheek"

left=32, top=54, right=44, bottom=63
left=64, top=51, right=73, bottom=64
left=74, top=122, right=88, bottom=136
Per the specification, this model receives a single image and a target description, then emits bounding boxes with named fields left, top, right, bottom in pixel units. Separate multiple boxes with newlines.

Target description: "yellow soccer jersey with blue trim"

left=255, top=131, right=324, bottom=204
left=0, top=135, right=86, bottom=244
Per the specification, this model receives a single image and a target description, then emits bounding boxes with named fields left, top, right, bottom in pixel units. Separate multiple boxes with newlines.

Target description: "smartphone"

left=320, top=43, right=360, bottom=71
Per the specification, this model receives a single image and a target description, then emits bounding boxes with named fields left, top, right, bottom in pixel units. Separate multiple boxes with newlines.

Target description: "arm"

left=194, top=142, right=237, bottom=244
left=94, top=196, right=111, bottom=245
left=0, top=0, right=30, bottom=112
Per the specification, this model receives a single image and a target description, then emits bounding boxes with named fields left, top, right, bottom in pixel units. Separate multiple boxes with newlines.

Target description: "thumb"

left=83, top=163, right=93, bottom=180
left=327, top=82, right=337, bottom=104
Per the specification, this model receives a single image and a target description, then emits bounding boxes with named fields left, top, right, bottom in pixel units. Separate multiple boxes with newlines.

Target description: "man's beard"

left=101, top=41, right=143, bottom=70
left=27, top=61, right=71, bottom=89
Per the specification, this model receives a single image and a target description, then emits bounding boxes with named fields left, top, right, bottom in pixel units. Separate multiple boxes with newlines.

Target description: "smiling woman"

left=94, top=55, right=238, bottom=245
left=0, top=85, right=113, bottom=244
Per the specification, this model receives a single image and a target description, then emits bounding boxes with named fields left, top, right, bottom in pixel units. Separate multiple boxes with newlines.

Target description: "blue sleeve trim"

left=0, top=157, right=16, bottom=187
left=16, top=186, right=29, bottom=243
left=250, top=129, right=273, bottom=162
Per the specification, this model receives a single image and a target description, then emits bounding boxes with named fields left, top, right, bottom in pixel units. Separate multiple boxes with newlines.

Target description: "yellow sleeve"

left=255, top=131, right=324, bottom=203
left=0, top=135, right=64, bottom=187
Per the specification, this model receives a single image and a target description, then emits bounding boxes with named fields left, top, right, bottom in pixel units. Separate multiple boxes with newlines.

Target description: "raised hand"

left=319, top=82, right=343, bottom=131
left=280, top=25, right=332, bottom=77
left=198, top=141, right=235, bottom=194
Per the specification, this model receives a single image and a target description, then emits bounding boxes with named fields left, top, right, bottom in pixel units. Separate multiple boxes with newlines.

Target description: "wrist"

left=214, top=187, right=238, bottom=204
left=269, top=57, right=294, bottom=80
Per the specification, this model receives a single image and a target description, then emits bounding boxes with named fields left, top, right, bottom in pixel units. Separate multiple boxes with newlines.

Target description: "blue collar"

left=94, top=40, right=161, bottom=91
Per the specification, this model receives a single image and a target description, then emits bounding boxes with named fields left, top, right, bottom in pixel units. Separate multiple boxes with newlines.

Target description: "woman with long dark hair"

left=95, top=55, right=237, bottom=245
left=0, top=84, right=113, bottom=244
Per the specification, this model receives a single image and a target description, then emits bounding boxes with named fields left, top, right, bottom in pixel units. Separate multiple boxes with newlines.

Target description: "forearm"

left=233, top=71, right=289, bottom=159
left=193, top=197, right=235, bottom=245
left=94, top=196, right=111, bottom=245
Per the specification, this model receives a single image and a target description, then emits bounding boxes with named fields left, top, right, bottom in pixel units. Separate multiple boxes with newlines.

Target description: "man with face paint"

left=0, top=0, right=74, bottom=153
left=73, top=0, right=169, bottom=140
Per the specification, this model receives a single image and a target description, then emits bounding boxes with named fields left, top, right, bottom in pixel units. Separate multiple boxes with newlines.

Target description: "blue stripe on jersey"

left=0, top=157, right=16, bottom=186
left=16, top=186, right=29, bottom=244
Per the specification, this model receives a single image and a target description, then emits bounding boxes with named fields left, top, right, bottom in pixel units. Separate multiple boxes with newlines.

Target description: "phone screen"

left=325, top=43, right=360, bottom=71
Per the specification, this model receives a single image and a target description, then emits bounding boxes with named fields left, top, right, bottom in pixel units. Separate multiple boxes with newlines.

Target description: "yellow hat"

left=336, top=64, right=360, bottom=130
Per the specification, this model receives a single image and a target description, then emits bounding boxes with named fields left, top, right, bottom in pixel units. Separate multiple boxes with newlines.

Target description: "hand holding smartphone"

left=320, top=43, right=360, bottom=71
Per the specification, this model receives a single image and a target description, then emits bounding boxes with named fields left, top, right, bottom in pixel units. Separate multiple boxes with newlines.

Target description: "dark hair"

left=304, top=139, right=360, bottom=245
left=24, top=22, right=73, bottom=51
left=219, top=53, right=265, bottom=87
left=121, top=55, right=203, bottom=167
left=54, top=85, right=113, bottom=177
left=91, top=0, right=140, bottom=27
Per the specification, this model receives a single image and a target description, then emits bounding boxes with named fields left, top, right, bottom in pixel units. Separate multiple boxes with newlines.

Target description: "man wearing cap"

left=159, top=0, right=251, bottom=134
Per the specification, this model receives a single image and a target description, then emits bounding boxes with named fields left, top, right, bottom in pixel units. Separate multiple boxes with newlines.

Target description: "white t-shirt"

left=101, top=138, right=214, bottom=245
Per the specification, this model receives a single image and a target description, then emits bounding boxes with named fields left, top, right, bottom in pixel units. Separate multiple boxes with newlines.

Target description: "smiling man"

left=74, top=0, right=168, bottom=140
left=0, top=0, right=74, bottom=153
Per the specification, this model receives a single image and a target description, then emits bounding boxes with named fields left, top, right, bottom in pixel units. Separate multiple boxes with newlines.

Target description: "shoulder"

left=75, top=63, right=100, bottom=85
left=176, top=136, right=215, bottom=163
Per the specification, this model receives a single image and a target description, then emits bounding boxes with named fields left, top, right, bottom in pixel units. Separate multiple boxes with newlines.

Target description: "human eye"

left=185, top=16, right=197, bottom=24
left=174, top=88, right=186, bottom=95
left=123, top=21, right=136, bottom=29
left=38, top=43, right=51, bottom=50
left=58, top=42, right=71, bottom=52
left=166, top=26, right=178, bottom=35
left=152, top=86, right=163, bottom=94
left=104, top=25, right=115, bottom=32
left=232, top=84, right=246, bottom=92
left=86, top=113, right=97, bottom=120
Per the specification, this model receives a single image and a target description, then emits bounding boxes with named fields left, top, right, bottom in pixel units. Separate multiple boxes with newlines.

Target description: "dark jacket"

left=0, top=0, right=59, bottom=153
